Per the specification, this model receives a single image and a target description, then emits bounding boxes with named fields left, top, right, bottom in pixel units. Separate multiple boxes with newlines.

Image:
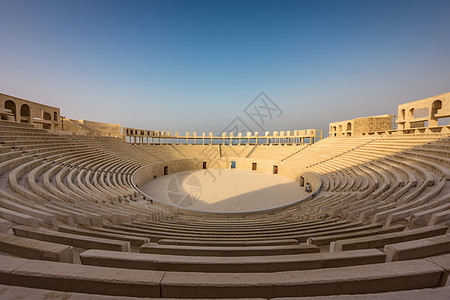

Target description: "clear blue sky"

left=1, top=0, right=449, bottom=135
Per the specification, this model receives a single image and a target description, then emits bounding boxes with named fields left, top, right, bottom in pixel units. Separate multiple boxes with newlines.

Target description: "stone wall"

left=397, top=92, right=450, bottom=129
left=0, top=93, right=61, bottom=130
left=329, top=115, right=393, bottom=137
left=353, top=115, right=393, bottom=135
left=63, top=119, right=122, bottom=137
left=132, top=157, right=321, bottom=216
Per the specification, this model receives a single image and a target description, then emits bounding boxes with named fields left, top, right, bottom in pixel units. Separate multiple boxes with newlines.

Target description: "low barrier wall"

left=131, top=157, right=322, bottom=217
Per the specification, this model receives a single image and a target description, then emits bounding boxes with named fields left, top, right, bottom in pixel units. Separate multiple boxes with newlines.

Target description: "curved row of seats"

left=0, top=120, right=449, bottom=298
left=288, top=135, right=450, bottom=228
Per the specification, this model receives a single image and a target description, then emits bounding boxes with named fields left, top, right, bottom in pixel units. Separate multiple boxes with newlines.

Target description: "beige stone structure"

left=123, top=127, right=322, bottom=145
left=0, top=93, right=61, bottom=130
left=1, top=91, right=450, bottom=298
left=63, top=119, right=122, bottom=137
left=397, top=92, right=450, bottom=129
left=329, top=115, right=394, bottom=137
left=330, top=92, right=450, bottom=137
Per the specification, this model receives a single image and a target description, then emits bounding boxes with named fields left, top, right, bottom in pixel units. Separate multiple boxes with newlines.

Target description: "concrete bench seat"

left=429, top=209, right=450, bottom=225
left=133, top=218, right=343, bottom=232
left=104, top=222, right=379, bottom=243
left=330, top=225, right=448, bottom=252
left=80, top=248, right=385, bottom=273
left=0, top=284, right=265, bottom=300
left=410, top=199, right=450, bottom=225
left=126, top=220, right=352, bottom=236
left=104, top=221, right=359, bottom=241
left=140, top=243, right=319, bottom=256
left=385, top=233, right=450, bottom=262
left=58, top=225, right=150, bottom=246
left=0, top=206, right=39, bottom=228
left=0, top=197, right=57, bottom=228
left=384, top=179, right=447, bottom=224
left=13, top=225, right=130, bottom=252
left=0, top=255, right=163, bottom=297
left=371, top=181, right=440, bottom=223
left=47, top=201, right=104, bottom=226
left=0, top=217, right=12, bottom=232
left=160, top=259, right=444, bottom=298
left=0, top=233, right=73, bottom=262
left=273, top=286, right=450, bottom=299
left=425, top=252, right=450, bottom=285
left=307, top=225, right=405, bottom=246
left=136, top=217, right=342, bottom=232
left=0, top=151, right=21, bottom=163
left=0, top=155, right=33, bottom=175
left=401, top=151, right=450, bottom=180
left=157, top=238, right=300, bottom=247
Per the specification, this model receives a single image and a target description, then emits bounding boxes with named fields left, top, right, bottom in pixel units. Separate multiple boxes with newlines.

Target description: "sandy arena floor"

left=141, top=169, right=309, bottom=213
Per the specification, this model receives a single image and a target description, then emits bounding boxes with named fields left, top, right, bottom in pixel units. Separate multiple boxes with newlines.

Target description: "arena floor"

left=141, top=169, right=309, bottom=213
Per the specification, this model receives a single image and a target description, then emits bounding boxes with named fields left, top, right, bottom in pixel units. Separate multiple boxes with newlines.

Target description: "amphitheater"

left=1, top=91, right=450, bottom=299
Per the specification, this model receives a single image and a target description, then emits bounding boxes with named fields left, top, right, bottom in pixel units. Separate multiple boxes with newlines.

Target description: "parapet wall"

left=0, top=93, right=61, bottom=130
left=397, top=92, right=450, bottom=129
left=124, top=127, right=322, bottom=145
left=62, top=119, right=122, bottom=137
left=329, top=92, right=450, bottom=137
left=329, top=115, right=393, bottom=137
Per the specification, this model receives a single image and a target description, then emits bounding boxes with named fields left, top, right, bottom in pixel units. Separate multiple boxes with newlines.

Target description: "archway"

left=20, top=104, right=31, bottom=123
left=43, top=112, right=52, bottom=129
left=430, top=100, right=442, bottom=126
left=4, top=100, right=16, bottom=121
left=346, top=122, right=352, bottom=131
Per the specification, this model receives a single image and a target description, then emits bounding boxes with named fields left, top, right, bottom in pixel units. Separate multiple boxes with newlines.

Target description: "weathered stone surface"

left=0, top=255, right=164, bottom=297
left=140, top=243, right=319, bottom=256
left=272, top=286, right=450, bottom=300
left=0, top=233, right=73, bottom=262
left=13, top=225, right=130, bottom=252
left=385, top=233, right=450, bottom=262
left=160, top=260, right=443, bottom=298
left=80, top=248, right=385, bottom=273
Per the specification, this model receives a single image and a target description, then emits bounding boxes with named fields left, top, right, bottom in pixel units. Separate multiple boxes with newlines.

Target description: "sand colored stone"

left=142, top=169, right=308, bottom=212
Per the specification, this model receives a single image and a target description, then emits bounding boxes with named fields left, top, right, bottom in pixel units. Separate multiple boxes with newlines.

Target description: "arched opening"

left=43, top=112, right=52, bottom=129
left=3, top=100, right=16, bottom=121
left=408, top=108, right=414, bottom=119
left=53, top=112, right=58, bottom=121
left=431, top=100, right=442, bottom=115
left=401, top=109, right=405, bottom=120
left=20, top=104, right=31, bottom=123
left=430, top=100, right=442, bottom=126
left=346, top=122, right=352, bottom=131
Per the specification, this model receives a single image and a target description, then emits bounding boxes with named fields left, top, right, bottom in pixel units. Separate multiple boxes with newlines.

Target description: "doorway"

left=203, top=161, right=207, bottom=169
left=252, top=162, right=257, bottom=171
left=164, top=166, right=168, bottom=175
left=273, top=165, right=278, bottom=174
left=231, top=161, right=236, bottom=169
